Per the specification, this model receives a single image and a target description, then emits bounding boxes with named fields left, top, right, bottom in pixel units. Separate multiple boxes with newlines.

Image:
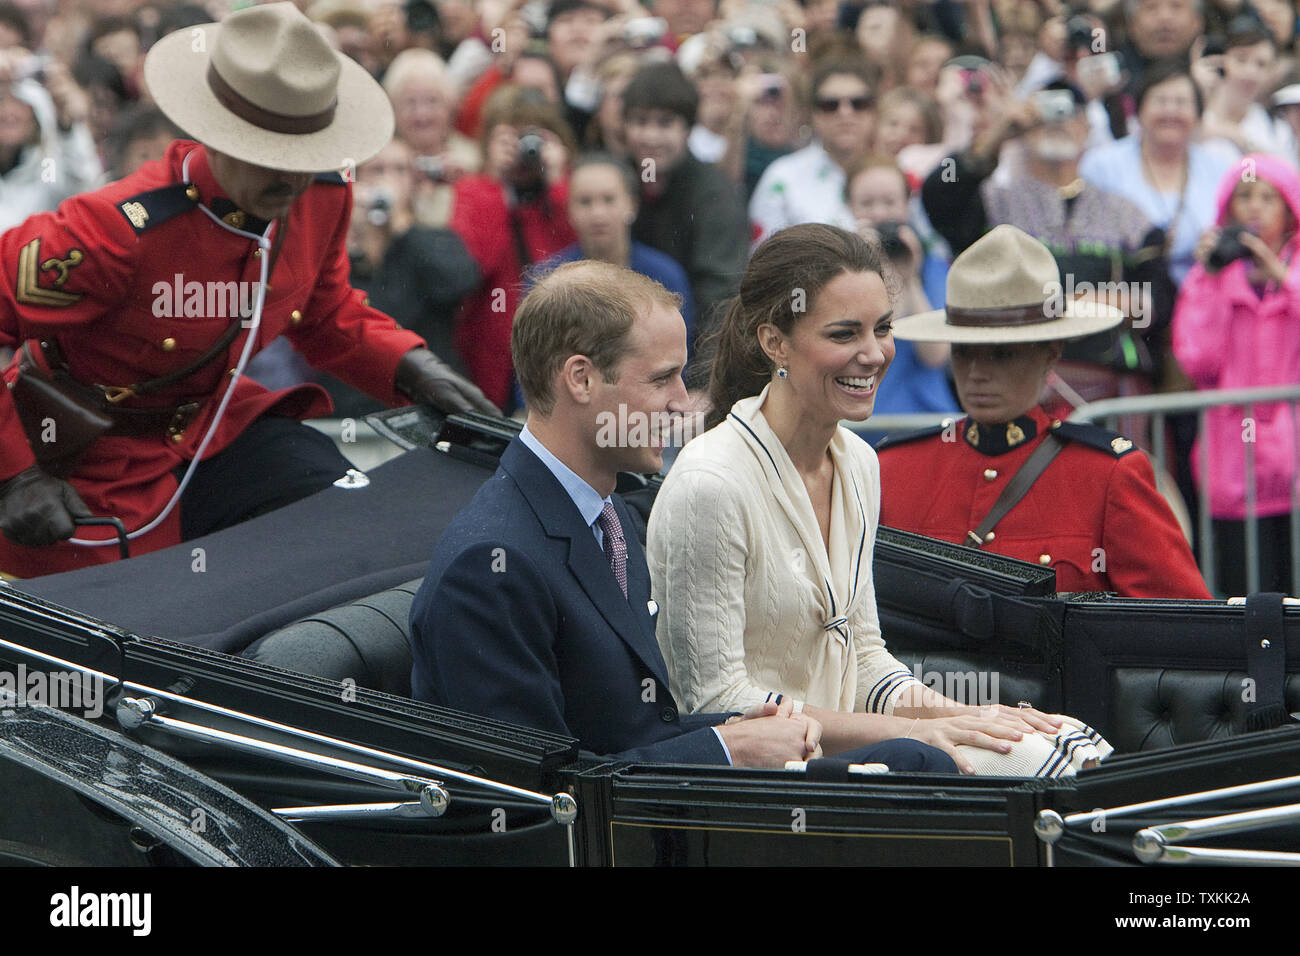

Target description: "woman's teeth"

left=836, top=376, right=875, bottom=392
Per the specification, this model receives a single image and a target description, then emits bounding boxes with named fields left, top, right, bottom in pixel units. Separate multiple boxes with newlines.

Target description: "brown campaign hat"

left=891, top=224, right=1124, bottom=343
left=144, top=1, right=393, bottom=173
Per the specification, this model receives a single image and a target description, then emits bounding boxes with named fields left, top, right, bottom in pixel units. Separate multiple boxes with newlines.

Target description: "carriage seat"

left=242, top=579, right=422, bottom=697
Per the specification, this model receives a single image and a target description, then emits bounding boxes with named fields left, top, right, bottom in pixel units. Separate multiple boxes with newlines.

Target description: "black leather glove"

left=0, top=466, right=92, bottom=548
left=395, top=348, right=499, bottom=416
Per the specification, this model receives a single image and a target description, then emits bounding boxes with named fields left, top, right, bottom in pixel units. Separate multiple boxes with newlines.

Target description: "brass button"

left=983, top=469, right=998, bottom=481
left=1039, top=554, right=1052, bottom=565
left=362, top=296, right=370, bottom=307
left=290, top=309, right=302, bottom=326
left=227, top=368, right=238, bottom=377
left=161, top=337, right=176, bottom=351
left=185, top=185, right=199, bottom=201
left=170, top=431, right=185, bottom=443
left=253, top=248, right=263, bottom=258
left=224, top=210, right=246, bottom=229
left=1050, top=419, right=1062, bottom=430
left=983, top=531, right=996, bottom=542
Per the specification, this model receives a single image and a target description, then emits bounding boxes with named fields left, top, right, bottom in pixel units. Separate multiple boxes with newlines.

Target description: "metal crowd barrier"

left=850, top=385, right=1300, bottom=599
left=1067, top=385, right=1300, bottom=599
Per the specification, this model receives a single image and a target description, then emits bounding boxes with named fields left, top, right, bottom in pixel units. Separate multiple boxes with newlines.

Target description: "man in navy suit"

left=410, top=260, right=952, bottom=769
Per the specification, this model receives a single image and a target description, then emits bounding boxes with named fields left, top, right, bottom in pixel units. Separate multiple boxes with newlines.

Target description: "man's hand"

left=395, top=348, right=499, bottom=415
left=0, top=467, right=92, bottom=547
left=718, top=696, right=822, bottom=767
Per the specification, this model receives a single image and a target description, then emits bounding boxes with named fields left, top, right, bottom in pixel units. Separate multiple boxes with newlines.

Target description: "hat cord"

left=69, top=150, right=273, bottom=548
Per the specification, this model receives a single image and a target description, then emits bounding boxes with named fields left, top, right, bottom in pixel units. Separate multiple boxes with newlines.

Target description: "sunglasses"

left=814, top=95, right=874, bottom=114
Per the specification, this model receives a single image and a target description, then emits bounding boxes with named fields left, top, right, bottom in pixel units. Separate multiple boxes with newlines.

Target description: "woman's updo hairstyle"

left=704, top=223, right=885, bottom=429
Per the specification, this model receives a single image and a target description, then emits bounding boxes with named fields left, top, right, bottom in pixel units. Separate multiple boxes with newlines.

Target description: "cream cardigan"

left=648, top=388, right=921, bottom=716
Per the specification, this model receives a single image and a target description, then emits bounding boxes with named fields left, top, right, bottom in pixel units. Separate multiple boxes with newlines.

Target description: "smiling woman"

left=648, top=224, right=1113, bottom=776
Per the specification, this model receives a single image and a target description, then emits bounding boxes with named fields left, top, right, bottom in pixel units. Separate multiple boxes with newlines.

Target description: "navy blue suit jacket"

left=409, top=438, right=729, bottom=763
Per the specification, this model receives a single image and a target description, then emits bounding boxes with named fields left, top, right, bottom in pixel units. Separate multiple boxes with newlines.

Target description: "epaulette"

left=874, top=423, right=948, bottom=452
left=116, top=183, right=200, bottom=235
left=314, top=170, right=348, bottom=186
left=1050, top=419, right=1138, bottom=458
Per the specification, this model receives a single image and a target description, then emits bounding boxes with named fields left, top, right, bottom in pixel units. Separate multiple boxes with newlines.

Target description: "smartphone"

left=1033, top=88, right=1077, bottom=123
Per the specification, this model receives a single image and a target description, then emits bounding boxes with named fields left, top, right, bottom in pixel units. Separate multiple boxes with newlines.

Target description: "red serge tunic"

left=876, top=407, right=1212, bottom=599
left=0, top=141, right=425, bottom=577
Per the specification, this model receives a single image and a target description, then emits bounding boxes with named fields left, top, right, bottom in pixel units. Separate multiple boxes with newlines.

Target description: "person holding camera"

left=845, top=155, right=957, bottom=423
left=1173, top=154, right=1300, bottom=595
left=383, top=48, right=482, bottom=229
left=922, top=79, right=1174, bottom=420
left=448, top=84, right=577, bottom=410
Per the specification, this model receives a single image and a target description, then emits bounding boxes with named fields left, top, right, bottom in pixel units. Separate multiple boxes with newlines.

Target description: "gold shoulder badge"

left=1111, top=437, right=1133, bottom=454
left=17, top=239, right=83, bottom=307
left=121, top=201, right=149, bottom=229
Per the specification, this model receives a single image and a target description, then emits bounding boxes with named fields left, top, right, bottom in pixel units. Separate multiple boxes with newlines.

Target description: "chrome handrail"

left=0, top=629, right=578, bottom=826
left=1034, top=773, right=1300, bottom=844
left=1133, top=803, right=1300, bottom=866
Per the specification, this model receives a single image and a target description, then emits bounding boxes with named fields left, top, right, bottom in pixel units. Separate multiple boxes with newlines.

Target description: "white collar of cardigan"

left=724, top=385, right=869, bottom=633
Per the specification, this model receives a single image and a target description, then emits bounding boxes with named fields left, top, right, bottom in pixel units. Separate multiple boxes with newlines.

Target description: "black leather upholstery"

left=242, top=579, right=421, bottom=698
left=1108, top=668, right=1300, bottom=753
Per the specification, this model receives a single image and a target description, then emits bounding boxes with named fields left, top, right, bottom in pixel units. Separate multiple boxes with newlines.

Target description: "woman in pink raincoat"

left=1173, top=154, right=1300, bottom=595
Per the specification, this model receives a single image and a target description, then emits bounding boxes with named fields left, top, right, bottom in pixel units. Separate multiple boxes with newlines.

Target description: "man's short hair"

left=513, top=260, right=683, bottom=415
left=621, top=61, right=699, bottom=127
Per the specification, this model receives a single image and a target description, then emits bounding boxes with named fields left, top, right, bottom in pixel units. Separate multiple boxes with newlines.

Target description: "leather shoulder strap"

left=964, top=434, right=1066, bottom=548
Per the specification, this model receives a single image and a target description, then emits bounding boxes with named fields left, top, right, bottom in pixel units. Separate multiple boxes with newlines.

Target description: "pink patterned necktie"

left=597, top=501, right=628, bottom=598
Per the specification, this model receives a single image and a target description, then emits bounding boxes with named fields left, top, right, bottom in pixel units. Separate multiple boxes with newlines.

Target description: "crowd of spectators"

left=1, top=0, right=1298, bottom=582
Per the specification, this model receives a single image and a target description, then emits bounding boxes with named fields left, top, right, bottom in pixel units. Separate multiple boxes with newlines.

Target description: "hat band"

left=207, top=64, right=336, bottom=135
left=946, top=299, right=1060, bottom=328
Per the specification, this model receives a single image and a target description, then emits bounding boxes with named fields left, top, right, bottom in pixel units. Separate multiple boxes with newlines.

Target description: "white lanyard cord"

left=70, top=151, right=273, bottom=547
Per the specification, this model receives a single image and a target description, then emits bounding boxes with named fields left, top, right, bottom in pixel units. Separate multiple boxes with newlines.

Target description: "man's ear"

left=1042, top=340, right=1064, bottom=370
left=756, top=323, right=786, bottom=368
left=559, top=354, right=595, bottom=404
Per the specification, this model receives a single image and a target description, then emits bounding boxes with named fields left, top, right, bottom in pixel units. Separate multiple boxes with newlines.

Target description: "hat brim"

left=145, top=22, right=394, bottom=173
left=891, top=299, right=1125, bottom=343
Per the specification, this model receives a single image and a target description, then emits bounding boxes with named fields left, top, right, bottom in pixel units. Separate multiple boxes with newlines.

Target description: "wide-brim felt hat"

left=891, top=224, right=1125, bottom=343
left=144, top=1, right=394, bottom=173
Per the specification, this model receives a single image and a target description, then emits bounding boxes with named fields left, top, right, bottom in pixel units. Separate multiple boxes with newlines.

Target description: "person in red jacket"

left=0, top=3, right=493, bottom=578
left=449, top=85, right=578, bottom=409
left=876, top=226, right=1210, bottom=599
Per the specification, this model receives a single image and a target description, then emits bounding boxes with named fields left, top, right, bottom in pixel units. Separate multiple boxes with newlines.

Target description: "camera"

left=874, top=221, right=910, bottom=262
left=1066, top=15, right=1095, bottom=53
left=1033, top=88, right=1077, bottom=124
left=623, top=16, right=666, bottom=49
left=948, top=55, right=992, bottom=99
left=365, top=191, right=393, bottom=228
left=508, top=128, right=548, bottom=200
left=1206, top=224, right=1254, bottom=274
left=413, top=155, right=447, bottom=183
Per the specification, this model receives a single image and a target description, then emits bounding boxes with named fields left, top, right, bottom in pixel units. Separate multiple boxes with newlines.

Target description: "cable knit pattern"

left=648, top=387, right=923, bottom=716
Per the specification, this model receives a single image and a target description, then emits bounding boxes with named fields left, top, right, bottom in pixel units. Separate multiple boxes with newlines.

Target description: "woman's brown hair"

left=703, top=224, right=885, bottom=429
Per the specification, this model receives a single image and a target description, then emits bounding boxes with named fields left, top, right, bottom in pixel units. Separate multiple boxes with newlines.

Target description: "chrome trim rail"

left=1133, top=804, right=1300, bottom=866
left=1034, top=774, right=1300, bottom=844
left=0, top=632, right=578, bottom=826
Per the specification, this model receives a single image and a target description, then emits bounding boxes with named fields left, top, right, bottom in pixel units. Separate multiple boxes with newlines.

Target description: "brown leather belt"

left=37, top=340, right=204, bottom=438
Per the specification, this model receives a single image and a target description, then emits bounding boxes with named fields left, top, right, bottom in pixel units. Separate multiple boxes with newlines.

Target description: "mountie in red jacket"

left=875, top=407, right=1211, bottom=599
left=0, top=140, right=426, bottom=577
